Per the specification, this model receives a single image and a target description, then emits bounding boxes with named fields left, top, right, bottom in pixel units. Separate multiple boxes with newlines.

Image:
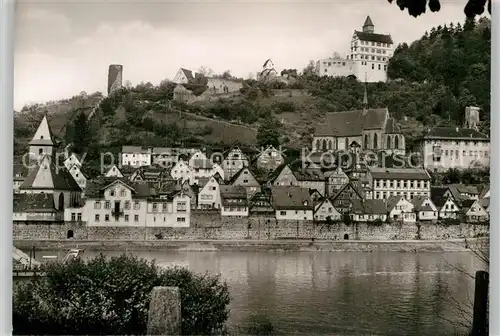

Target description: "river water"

left=30, top=250, right=484, bottom=335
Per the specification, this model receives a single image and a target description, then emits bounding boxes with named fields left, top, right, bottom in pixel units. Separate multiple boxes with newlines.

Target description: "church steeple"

left=29, top=114, right=55, bottom=161
left=362, top=16, right=374, bottom=33
left=362, top=73, right=368, bottom=115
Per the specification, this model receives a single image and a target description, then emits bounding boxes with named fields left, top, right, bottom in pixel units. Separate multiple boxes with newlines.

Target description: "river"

left=28, top=250, right=484, bottom=335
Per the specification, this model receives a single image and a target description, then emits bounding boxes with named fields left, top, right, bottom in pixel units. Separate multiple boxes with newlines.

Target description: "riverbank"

left=14, top=238, right=488, bottom=253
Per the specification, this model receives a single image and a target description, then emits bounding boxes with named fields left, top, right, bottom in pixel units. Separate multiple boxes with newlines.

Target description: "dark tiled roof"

left=480, top=198, right=490, bottom=209
left=369, top=167, right=430, bottom=181
left=423, top=127, right=488, bottom=140
left=293, top=168, right=325, bottom=181
left=460, top=199, right=475, bottom=210
left=181, top=68, right=195, bottom=81
left=13, top=193, right=56, bottom=213
left=479, top=184, right=490, bottom=199
left=351, top=199, right=387, bottom=215
left=411, top=196, right=433, bottom=211
left=363, top=16, right=374, bottom=27
left=315, top=108, right=389, bottom=137
left=385, top=195, right=404, bottom=211
left=220, top=185, right=247, bottom=206
left=354, top=31, right=393, bottom=44
left=229, top=167, right=260, bottom=186
left=271, top=186, right=313, bottom=210
left=84, top=177, right=153, bottom=199
left=20, top=156, right=81, bottom=192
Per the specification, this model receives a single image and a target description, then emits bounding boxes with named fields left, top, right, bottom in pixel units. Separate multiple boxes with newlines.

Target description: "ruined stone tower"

left=107, top=64, right=123, bottom=95
left=464, top=106, right=480, bottom=130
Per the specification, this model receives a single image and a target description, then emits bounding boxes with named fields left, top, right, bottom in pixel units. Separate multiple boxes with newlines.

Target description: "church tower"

left=362, top=16, right=374, bottom=33
left=29, top=115, right=55, bottom=162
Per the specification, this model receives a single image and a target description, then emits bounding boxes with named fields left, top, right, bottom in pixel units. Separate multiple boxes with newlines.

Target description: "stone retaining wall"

left=13, top=220, right=489, bottom=241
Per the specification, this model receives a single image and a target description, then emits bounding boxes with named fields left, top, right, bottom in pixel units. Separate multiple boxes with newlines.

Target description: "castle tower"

left=29, top=115, right=55, bottom=162
left=362, top=16, right=374, bottom=33
left=464, top=106, right=480, bottom=131
left=108, top=64, right=123, bottom=95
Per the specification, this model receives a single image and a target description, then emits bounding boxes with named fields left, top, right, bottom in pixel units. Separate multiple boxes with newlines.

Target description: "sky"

left=13, top=0, right=468, bottom=110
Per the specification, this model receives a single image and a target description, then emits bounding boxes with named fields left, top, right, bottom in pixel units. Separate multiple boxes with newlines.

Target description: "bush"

left=13, top=254, right=231, bottom=335
left=272, top=101, right=295, bottom=113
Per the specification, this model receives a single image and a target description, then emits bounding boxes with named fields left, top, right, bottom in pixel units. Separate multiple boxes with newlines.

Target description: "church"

left=14, top=115, right=82, bottom=224
left=312, top=86, right=405, bottom=156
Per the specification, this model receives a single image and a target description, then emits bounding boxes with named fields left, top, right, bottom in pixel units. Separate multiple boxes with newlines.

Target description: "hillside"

left=13, top=17, right=490, bottom=161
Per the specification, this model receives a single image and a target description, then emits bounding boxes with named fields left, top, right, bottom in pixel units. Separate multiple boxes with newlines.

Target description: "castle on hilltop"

left=316, top=16, right=394, bottom=83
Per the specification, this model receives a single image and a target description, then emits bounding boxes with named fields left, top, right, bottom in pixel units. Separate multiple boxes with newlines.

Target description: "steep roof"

left=423, top=127, right=488, bottom=140
left=411, top=196, right=434, bottom=212
left=84, top=178, right=153, bottom=199
left=29, top=115, right=55, bottom=146
left=13, top=193, right=57, bottom=213
left=363, top=16, right=374, bottom=27
left=385, top=195, right=404, bottom=212
left=180, top=68, right=195, bottom=81
left=354, top=31, right=393, bottom=44
left=369, top=167, right=430, bottom=181
left=314, top=108, right=389, bottom=137
left=19, top=155, right=81, bottom=191
left=220, top=185, right=247, bottom=206
left=271, top=186, right=312, bottom=210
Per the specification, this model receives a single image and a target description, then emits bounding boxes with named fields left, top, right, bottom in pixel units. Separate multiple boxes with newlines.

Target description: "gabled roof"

left=20, top=155, right=81, bottom=191
left=13, top=193, right=57, bottom=213
left=480, top=198, right=490, bottom=210
left=479, top=184, right=490, bottom=199
left=220, top=185, right=247, bottom=206
left=331, top=181, right=365, bottom=201
left=386, top=195, right=405, bottom=212
left=271, top=186, right=312, bottom=210
left=29, top=115, right=55, bottom=146
left=180, top=68, right=195, bottom=81
left=460, top=199, right=476, bottom=210
left=229, top=167, right=259, bottom=185
left=411, top=196, right=435, bottom=212
left=423, top=127, right=488, bottom=140
left=384, top=118, right=402, bottom=134
left=84, top=177, right=153, bottom=199
left=315, top=108, right=389, bottom=137
left=354, top=31, right=393, bottom=44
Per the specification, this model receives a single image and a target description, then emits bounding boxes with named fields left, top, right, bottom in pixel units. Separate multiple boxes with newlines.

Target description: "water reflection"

left=33, top=250, right=482, bottom=335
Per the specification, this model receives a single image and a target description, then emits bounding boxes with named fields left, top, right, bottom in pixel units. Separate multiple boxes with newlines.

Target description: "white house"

left=271, top=186, right=313, bottom=220
left=411, top=196, right=438, bottom=221
left=172, top=68, right=198, bottom=84
left=223, top=147, right=249, bottom=181
left=170, top=159, right=193, bottom=182
left=314, top=198, right=342, bottom=222
left=461, top=199, right=489, bottom=223
left=386, top=195, right=416, bottom=223
left=433, top=196, right=460, bottom=219
left=64, top=153, right=83, bottom=170
left=230, top=167, right=261, bottom=199
left=256, top=145, right=285, bottom=172
left=197, top=175, right=222, bottom=209
left=68, top=164, right=88, bottom=191
left=220, top=185, right=249, bottom=217
left=84, top=179, right=148, bottom=227
left=350, top=199, right=388, bottom=222
left=367, top=167, right=431, bottom=200
left=146, top=193, right=190, bottom=227
left=121, top=146, right=152, bottom=167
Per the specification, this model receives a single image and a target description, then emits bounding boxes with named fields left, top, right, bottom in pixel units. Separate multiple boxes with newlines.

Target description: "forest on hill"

left=14, top=16, right=491, bottom=167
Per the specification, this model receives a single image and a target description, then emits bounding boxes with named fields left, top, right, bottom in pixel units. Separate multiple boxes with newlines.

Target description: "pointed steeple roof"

left=20, top=155, right=81, bottom=191
left=363, top=16, right=374, bottom=28
left=29, top=115, right=55, bottom=146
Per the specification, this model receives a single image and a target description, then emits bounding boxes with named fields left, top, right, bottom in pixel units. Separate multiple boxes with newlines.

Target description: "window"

left=280, top=211, right=286, bottom=216
left=105, top=214, right=110, bottom=221
left=94, top=201, right=101, bottom=209
left=105, top=201, right=111, bottom=209
left=177, top=202, right=187, bottom=212
left=177, top=217, right=186, bottom=222
left=71, top=213, right=76, bottom=221
left=243, top=179, right=248, bottom=183
left=378, top=64, right=381, bottom=70
left=95, top=214, right=100, bottom=222
left=120, top=189, right=126, bottom=197
left=134, top=215, right=139, bottom=222
left=77, top=213, right=82, bottom=221
left=134, top=202, right=140, bottom=210
left=372, top=64, right=374, bottom=69
left=212, top=186, right=216, bottom=190
left=124, top=201, right=130, bottom=209
left=125, top=215, right=129, bottom=222
left=152, top=203, right=158, bottom=212
left=110, top=189, right=115, bottom=196
left=162, top=203, right=168, bottom=212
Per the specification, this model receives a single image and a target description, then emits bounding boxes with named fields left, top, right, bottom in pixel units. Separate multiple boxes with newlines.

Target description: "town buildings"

left=316, top=16, right=394, bottom=83
left=419, top=107, right=490, bottom=172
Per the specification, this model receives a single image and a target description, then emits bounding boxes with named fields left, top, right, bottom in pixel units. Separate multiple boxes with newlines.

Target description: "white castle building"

left=316, top=16, right=394, bottom=83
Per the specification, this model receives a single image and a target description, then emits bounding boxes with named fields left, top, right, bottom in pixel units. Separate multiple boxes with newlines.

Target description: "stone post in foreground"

left=147, top=286, right=182, bottom=335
